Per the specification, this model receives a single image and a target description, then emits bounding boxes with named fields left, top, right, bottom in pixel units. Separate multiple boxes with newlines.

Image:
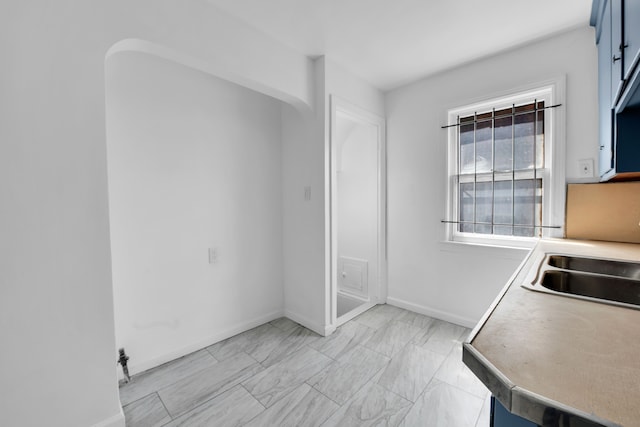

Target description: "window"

left=446, top=84, right=565, bottom=248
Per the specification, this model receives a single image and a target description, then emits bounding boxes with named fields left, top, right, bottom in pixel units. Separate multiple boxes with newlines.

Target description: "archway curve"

left=106, top=38, right=313, bottom=115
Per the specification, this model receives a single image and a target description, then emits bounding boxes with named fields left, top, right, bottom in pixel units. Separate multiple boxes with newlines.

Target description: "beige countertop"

left=464, top=238, right=640, bottom=427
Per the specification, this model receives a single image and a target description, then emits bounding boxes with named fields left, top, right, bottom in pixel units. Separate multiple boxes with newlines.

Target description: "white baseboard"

left=122, top=309, right=284, bottom=378
left=91, top=409, right=125, bottom=427
left=284, top=309, right=335, bottom=337
left=386, top=297, right=478, bottom=328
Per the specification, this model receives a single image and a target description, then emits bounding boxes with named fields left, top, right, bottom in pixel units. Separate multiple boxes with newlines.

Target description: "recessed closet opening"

left=330, top=97, right=387, bottom=326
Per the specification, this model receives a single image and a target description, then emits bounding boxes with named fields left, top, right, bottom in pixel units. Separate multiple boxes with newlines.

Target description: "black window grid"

left=456, top=101, right=544, bottom=237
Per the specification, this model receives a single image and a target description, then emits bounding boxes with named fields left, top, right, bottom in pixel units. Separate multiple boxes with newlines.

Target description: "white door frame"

left=329, top=95, right=387, bottom=327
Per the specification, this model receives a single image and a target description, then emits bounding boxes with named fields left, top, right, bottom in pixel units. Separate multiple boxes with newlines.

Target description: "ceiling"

left=206, top=0, right=592, bottom=91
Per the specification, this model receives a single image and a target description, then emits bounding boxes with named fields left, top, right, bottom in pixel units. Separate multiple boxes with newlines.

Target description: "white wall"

left=337, top=115, right=378, bottom=296
left=0, top=2, right=313, bottom=426
left=280, top=58, right=326, bottom=334
left=385, top=26, right=599, bottom=326
left=281, top=57, right=385, bottom=334
left=106, top=51, right=284, bottom=374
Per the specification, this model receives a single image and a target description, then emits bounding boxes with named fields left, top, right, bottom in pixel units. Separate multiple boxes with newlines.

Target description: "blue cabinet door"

left=491, top=397, right=538, bottom=427
left=623, top=0, right=640, bottom=80
left=598, top=0, right=615, bottom=178
left=612, top=0, right=624, bottom=101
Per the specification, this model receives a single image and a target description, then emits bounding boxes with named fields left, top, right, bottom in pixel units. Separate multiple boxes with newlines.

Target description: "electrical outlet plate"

left=578, top=159, right=594, bottom=178
left=208, top=248, right=217, bottom=264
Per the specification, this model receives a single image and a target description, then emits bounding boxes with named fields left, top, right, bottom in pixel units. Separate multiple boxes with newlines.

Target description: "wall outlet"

left=208, top=248, right=218, bottom=264
left=304, top=186, right=311, bottom=201
left=578, top=159, right=594, bottom=178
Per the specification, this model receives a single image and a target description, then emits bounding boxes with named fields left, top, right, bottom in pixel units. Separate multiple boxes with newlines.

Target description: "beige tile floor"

left=119, top=304, right=491, bottom=427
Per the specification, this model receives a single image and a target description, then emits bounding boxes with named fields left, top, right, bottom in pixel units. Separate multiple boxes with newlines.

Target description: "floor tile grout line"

left=121, top=390, right=159, bottom=410
left=309, top=344, right=340, bottom=362
left=472, top=396, right=487, bottom=427
left=395, top=402, right=413, bottom=427
left=163, top=381, right=264, bottom=425
left=241, top=346, right=336, bottom=410
left=268, top=318, right=303, bottom=333
left=400, top=375, right=485, bottom=426
left=120, top=349, right=221, bottom=408
left=359, top=340, right=396, bottom=359
left=121, top=307, right=484, bottom=427
left=149, top=354, right=246, bottom=398
left=155, top=357, right=265, bottom=421
left=204, top=346, right=219, bottom=361
left=320, top=361, right=391, bottom=408
left=255, top=342, right=324, bottom=370
left=360, top=333, right=420, bottom=361
left=155, top=392, right=174, bottom=426
left=237, top=383, right=267, bottom=426
left=306, top=381, right=343, bottom=408
left=389, top=365, right=419, bottom=427
left=373, top=376, right=416, bottom=405
left=374, top=353, right=447, bottom=404
left=434, top=375, right=489, bottom=401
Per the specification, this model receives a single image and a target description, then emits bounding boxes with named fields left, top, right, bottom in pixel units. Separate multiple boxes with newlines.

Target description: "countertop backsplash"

left=565, top=182, right=640, bottom=244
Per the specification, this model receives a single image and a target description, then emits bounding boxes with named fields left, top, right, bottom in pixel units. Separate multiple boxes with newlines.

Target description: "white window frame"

left=446, top=79, right=566, bottom=249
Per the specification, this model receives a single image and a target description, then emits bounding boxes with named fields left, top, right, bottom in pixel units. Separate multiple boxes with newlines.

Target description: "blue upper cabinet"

left=595, top=0, right=614, bottom=178
left=623, top=0, right=640, bottom=79
left=612, top=0, right=624, bottom=103
left=592, top=0, right=640, bottom=181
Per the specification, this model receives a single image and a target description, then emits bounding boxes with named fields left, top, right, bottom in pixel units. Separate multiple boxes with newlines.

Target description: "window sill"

left=439, top=240, right=532, bottom=260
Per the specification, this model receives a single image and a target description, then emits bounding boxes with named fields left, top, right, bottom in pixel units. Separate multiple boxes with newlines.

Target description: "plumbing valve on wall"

left=117, top=348, right=130, bottom=383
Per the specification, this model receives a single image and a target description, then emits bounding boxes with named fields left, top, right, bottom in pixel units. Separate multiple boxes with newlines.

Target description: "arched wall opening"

left=105, top=44, right=311, bottom=375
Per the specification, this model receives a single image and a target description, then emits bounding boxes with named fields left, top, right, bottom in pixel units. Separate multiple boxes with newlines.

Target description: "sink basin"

left=522, top=253, right=640, bottom=310
left=547, top=255, right=640, bottom=280
left=541, top=270, right=640, bottom=307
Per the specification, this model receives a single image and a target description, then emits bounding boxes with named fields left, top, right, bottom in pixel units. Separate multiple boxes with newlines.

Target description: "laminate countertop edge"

left=463, top=238, right=640, bottom=427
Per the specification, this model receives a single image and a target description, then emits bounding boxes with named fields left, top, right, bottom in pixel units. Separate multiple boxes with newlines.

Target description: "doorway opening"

left=330, top=96, right=387, bottom=326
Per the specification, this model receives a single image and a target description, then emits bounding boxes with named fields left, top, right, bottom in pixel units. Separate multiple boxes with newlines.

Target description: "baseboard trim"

left=122, top=309, right=284, bottom=378
left=91, top=408, right=125, bottom=427
left=387, top=297, right=478, bottom=328
left=284, top=309, right=335, bottom=337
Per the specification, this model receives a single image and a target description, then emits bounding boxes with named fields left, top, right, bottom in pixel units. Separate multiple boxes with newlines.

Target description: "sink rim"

left=521, top=252, right=640, bottom=311
left=546, top=254, right=640, bottom=279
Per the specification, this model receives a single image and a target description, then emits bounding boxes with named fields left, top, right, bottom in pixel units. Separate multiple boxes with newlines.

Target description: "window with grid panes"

left=446, top=86, right=562, bottom=247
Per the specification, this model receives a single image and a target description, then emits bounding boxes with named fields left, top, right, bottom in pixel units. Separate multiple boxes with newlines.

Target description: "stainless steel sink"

left=522, top=253, right=640, bottom=309
left=540, top=270, right=640, bottom=306
left=547, top=255, right=640, bottom=280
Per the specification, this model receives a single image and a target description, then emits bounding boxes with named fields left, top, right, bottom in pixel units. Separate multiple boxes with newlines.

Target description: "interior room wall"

left=1, top=2, right=314, bottom=426
left=384, top=26, right=599, bottom=326
left=281, top=57, right=385, bottom=334
left=106, top=51, right=285, bottom=374
left=280, top=60, right=326, bottom=334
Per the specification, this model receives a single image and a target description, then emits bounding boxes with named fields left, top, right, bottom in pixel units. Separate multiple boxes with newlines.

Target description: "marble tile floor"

left=120, top=305, right=491, bottom=427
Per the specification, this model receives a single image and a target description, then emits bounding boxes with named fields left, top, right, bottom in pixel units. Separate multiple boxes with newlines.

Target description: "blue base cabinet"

left=491, top=397, right=538, bottom=427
